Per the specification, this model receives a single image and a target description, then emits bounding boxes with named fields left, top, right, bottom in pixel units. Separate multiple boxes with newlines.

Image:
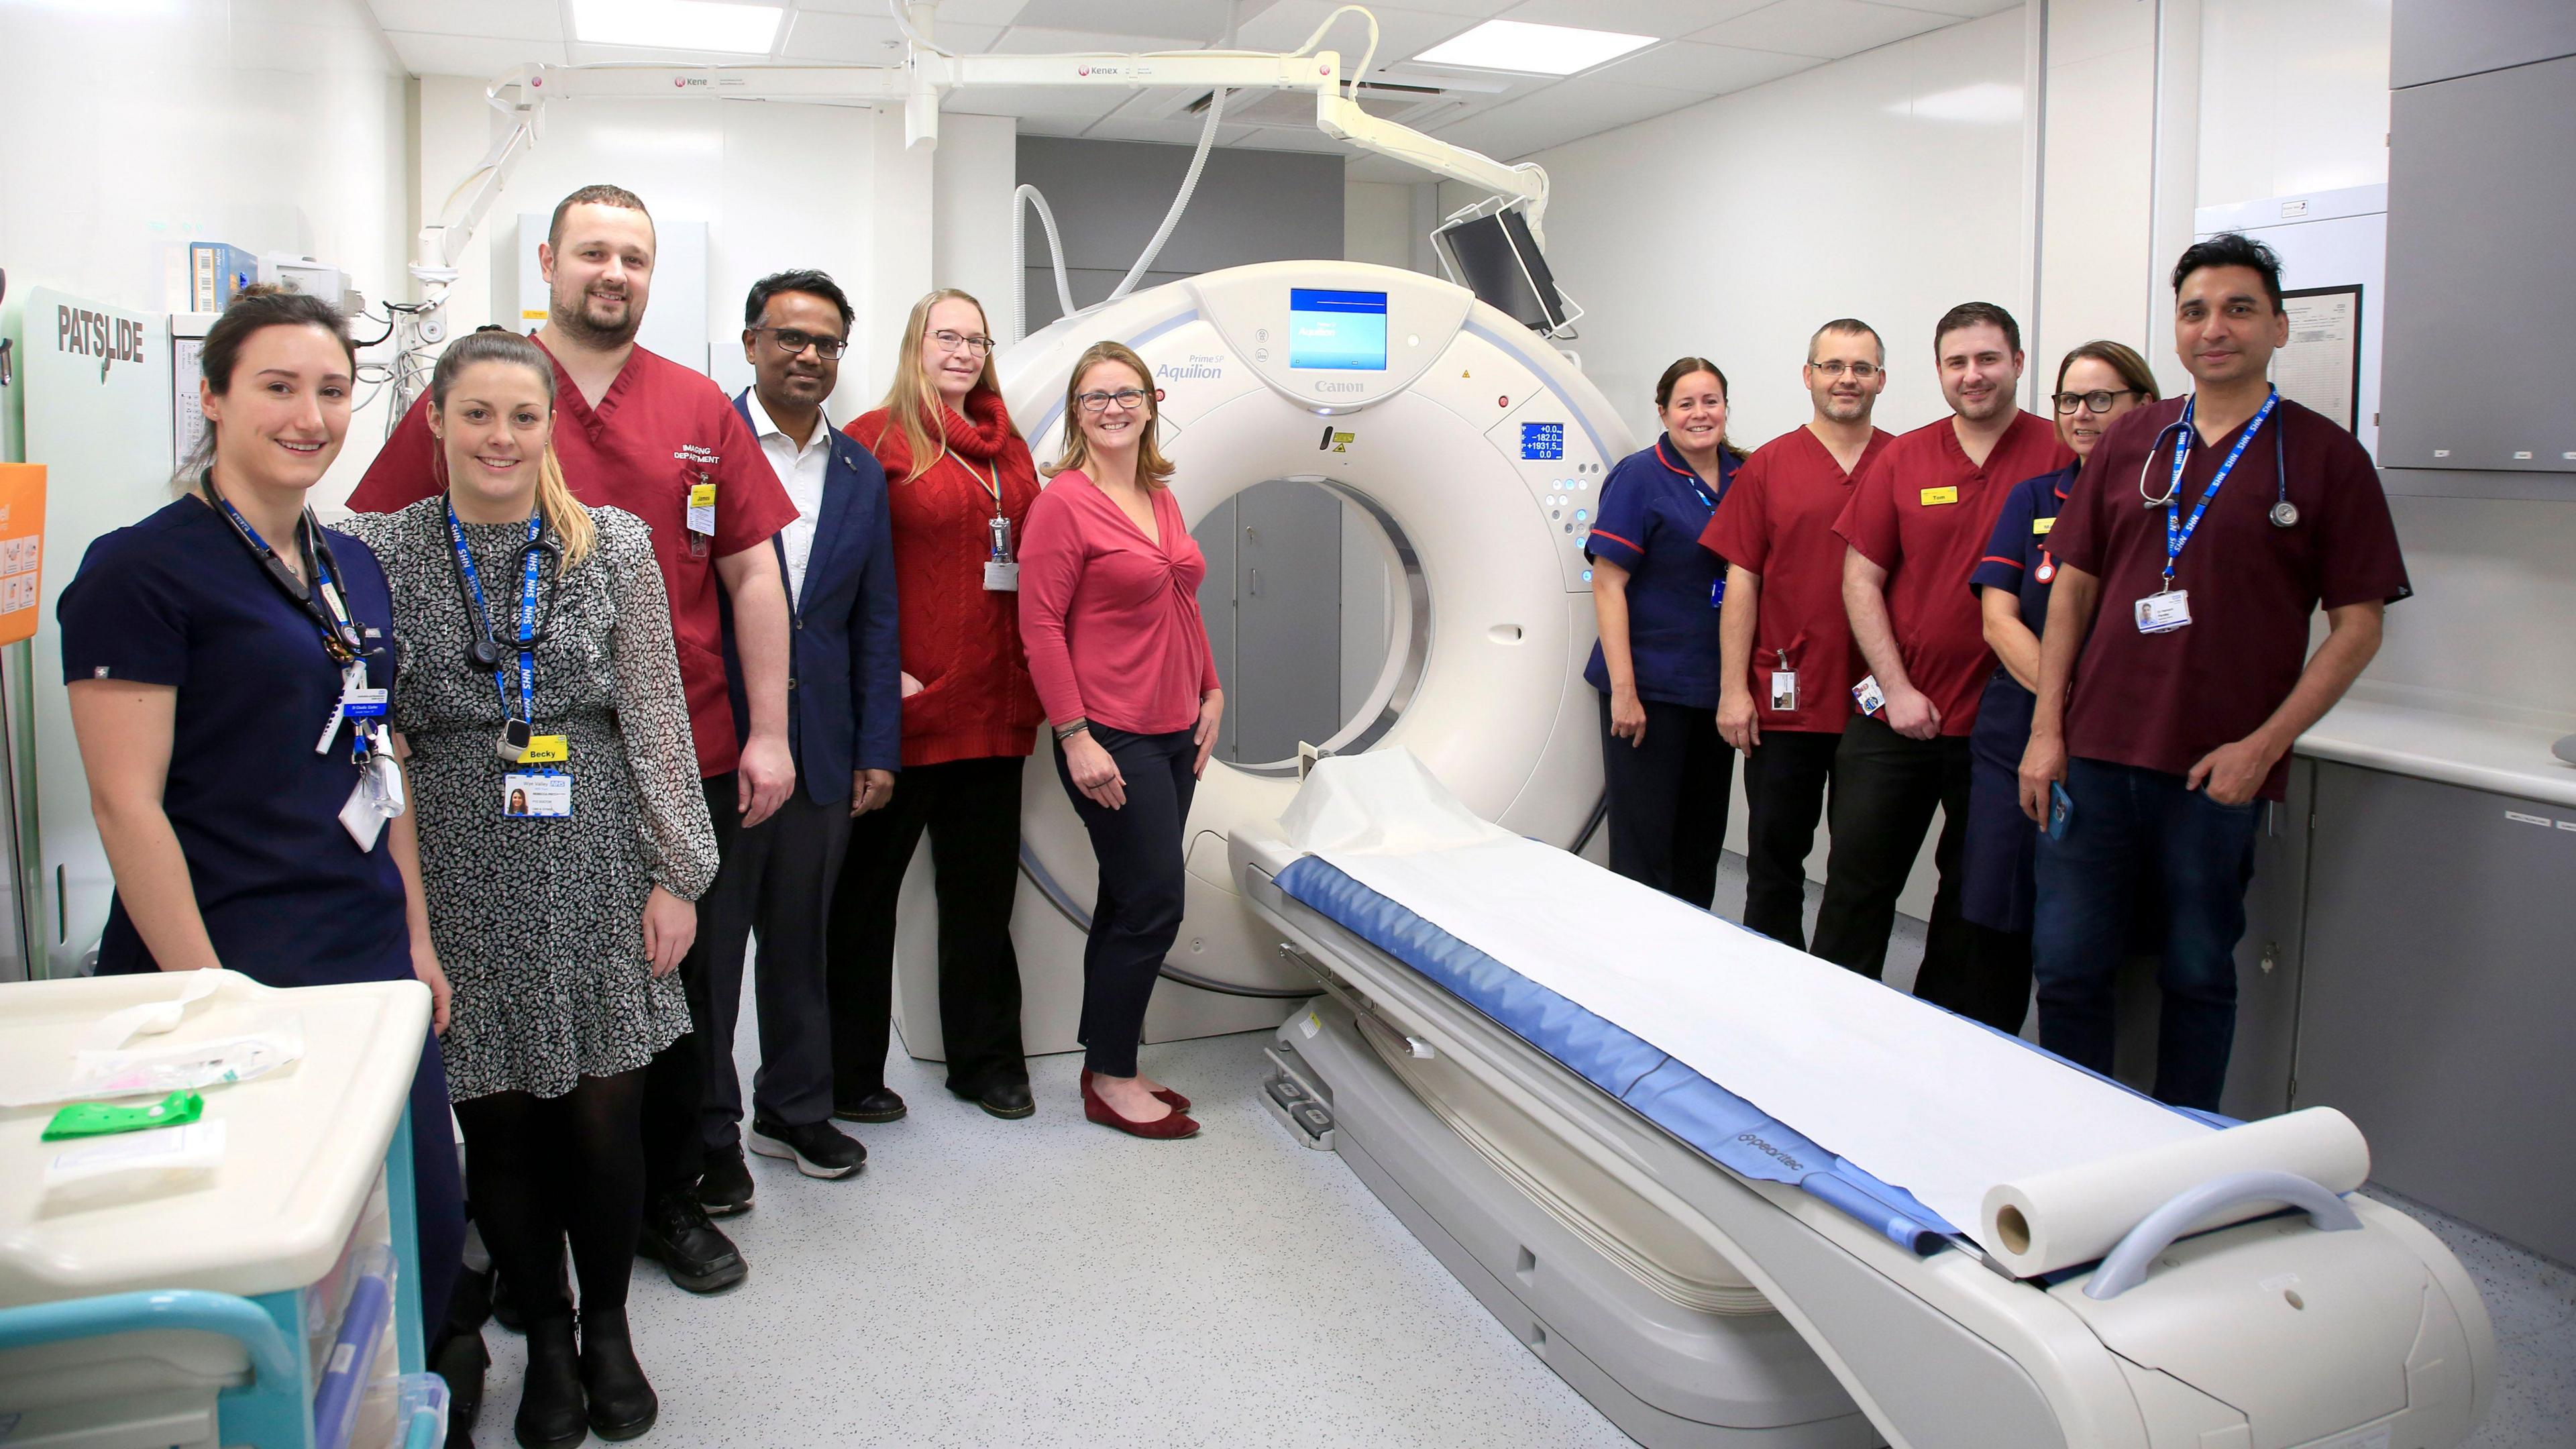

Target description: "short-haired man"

left=690, top=270, right=902, bottom=1215
left=2021, top=234, right=2408, bottom=1110
left=1704, top=319, right=1895, bottom=949
left=1819, top=303, right=2071, bottom=1016
left=354, top=183, right=800, bottom=1293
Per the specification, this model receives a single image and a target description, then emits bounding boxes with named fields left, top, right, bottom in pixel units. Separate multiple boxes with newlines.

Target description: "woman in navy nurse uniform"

left=1956, top=341, right=2159, bottom=1031
left=1585, top=357, right=1746, bottom=906
left=58, top=288, right=464, bottom=1351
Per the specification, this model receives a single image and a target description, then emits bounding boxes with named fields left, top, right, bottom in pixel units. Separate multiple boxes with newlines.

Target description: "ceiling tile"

left=1226, top=1, right=1479, bottom=78
left=1430, top=74, right=1708, bottom=161
left=1889, top=0, right=2021, bottom=15
left=1343, top=0, right=1517, bottom=16
left=568, top=41, right=788, bottom=67
left=366, top=0, right=561, bottom=42
left=795, top=0, right=1029, bottom=21
left=384, top=30, right=569, bottom=76
left=989, top=25, right=1214, bottom=53
left=1497, top=0, right=1770, bottom=42
left=1585, top=39, right=1817, bottom=94
left=1011, top=0, right=1240, bottom=42
left=781, top=9, right=1006, bottom=60
left=1688, top=0, right=1955, bottom=60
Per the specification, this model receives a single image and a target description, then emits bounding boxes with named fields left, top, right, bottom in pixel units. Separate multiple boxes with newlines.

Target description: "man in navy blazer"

left=695, top=270, right=901, bottom=1211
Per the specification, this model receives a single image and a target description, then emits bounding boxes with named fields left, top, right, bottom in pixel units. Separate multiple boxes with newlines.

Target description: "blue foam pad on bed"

left=1276, top=854, right=1959, bottom=1254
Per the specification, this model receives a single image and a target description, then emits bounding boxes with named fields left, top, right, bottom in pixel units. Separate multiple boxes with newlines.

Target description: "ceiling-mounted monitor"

left=1432, top=205, right=1574, bottom=338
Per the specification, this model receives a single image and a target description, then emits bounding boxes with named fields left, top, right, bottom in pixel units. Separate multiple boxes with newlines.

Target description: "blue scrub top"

left=1960, top=463, right=2074, bottom=934
left=59, top=496, right=411, bottom=984
left=1583, top=435, right=1737, bottom=710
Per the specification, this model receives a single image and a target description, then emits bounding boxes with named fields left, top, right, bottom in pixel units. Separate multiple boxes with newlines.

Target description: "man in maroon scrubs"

left=2021, top=233, right=2408, bottom=1110
left=1705, top=319, right=1895, bottom=950
left=353, top=184, right=799, bottom=1292
left=1820, top=303, right=2071, bottom=999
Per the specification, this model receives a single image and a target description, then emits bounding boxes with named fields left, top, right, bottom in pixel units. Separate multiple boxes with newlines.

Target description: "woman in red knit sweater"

left=1019, top=341, right=1223, bottom=1138
left=828, top=289, right=1045, bottom=1122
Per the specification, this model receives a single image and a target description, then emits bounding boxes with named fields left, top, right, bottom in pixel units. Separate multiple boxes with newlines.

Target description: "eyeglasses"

left=1808, top=360, right=1881, bottom=380
left=2053, top=388, right=2144, bottom=415
left=1076, top=388, right=1150, bottom=413
left=931, top=329, right=996, bottom=356
left=750, top=327, right=848, bottom=360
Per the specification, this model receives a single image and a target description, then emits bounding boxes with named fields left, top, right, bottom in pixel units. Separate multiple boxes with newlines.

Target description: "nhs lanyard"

left=445, top=502, right=545, bottom=727
left=2160, top=387, right=2278, bottom=588
left=205, top=482, right=361, bottom=663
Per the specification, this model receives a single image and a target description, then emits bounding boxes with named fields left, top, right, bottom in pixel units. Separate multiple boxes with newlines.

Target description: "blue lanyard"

left=2161, top=388, right=2278, bottom=587
left=445, top=502, right=545, bottom=724
left=207, top=486, right=360, bottom=661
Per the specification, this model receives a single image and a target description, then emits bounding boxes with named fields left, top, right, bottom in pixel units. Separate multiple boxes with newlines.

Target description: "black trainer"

left=696, top=1143, right=755, bottom=1218
left=636, top=1189, right=747, bottom=1293
left=831, top=1087, right=906, bottom=1124
left=748, top=1117, right=867, bottom=1179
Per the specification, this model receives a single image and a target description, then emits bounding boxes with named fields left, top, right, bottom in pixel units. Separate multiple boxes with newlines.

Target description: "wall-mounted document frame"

left=2276, top=284, right=2363, bottom=437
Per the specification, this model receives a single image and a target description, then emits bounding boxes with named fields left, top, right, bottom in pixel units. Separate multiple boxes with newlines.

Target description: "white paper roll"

left=1978, top=1107, right=2371, bottom=1277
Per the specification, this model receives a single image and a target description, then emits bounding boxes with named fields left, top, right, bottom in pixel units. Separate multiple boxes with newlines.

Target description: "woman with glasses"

left=832, top=290, right=1045, bottom=1122
left=1584, top=357, right=1748, bottom=906
left=1953, top=341, right=2160, bottom=1030
left=1019, top=341, right=1222, bottom=1140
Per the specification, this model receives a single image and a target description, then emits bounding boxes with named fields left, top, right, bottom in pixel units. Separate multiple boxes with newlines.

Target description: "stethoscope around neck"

left=2135, top=390, right=2298, bottom=528
left=443, top=493, right=565, bottom=672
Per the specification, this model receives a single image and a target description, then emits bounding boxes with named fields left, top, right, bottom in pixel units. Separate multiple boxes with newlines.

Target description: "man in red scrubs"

left=352, top=184, right=799, bottom=1293
left=1706, top=319, right=1894, bottom=950
left=1819, top=303, right=2070, bottom=1000
left=2020, top=233, right=2408, bottom=1110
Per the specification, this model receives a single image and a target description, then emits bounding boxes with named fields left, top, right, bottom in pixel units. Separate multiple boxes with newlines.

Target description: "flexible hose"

left=1012, top=184, right=1076, bottom=343
left=1105, top=85, right=1226, bottom=304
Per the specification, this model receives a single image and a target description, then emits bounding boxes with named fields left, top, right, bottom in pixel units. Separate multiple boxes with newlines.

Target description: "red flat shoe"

left=1083, top=1067, right=1189, bottom=1112
left=1081, top=1075, right=1199, bottom=1140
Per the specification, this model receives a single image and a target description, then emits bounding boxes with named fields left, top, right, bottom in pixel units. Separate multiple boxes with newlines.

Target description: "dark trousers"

left=2032, top=757, right=2259, bottom=1111
left=1597, top=693, right=1732, bottom=908
left=1738, top=729, right=1839, bottom=949
left=1812, top=715, right=1975, bottom=988
left=698, top=780, right=853, bottom=1148
left=641, top=773, right=738, bottom=1200
left=829, top=756, right=1030, bottom=1097
left=408, top=1034, right=465, bottom=1349
left=1054, top=726, right=1197, bottom=1079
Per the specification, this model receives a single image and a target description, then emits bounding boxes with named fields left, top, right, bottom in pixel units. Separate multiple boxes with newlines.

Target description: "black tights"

left=452, top=1068, right=647, bottom=1325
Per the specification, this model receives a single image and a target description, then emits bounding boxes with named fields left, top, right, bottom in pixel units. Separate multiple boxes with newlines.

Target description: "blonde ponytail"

left=535, top=446, right=594, bottom=567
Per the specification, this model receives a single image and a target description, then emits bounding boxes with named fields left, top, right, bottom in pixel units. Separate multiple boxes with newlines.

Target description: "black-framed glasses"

left=1809, top=360, right=1881, bottom=380
left=1076, top=388, right=1149, bottom=413
left=2053, top=388, right=2143, bottom=415
left=750, top=327, right=849, bottom=360
left=932, top=329, right=996, bottom=356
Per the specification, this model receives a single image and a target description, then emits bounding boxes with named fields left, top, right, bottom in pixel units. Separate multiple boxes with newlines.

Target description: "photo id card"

left=686, top=480, right=718, bottom=536
left=1769, top=670, right=1798, bottom=712
left=502, top=767, right=572, bottom=820
left=2135, top=590, right=2192, bottom=635
left=1851, top=674, right=1886, bottom=716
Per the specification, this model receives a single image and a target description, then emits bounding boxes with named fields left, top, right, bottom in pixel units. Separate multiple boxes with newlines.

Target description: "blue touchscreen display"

left=1288, top=288, right=1388, bottom=371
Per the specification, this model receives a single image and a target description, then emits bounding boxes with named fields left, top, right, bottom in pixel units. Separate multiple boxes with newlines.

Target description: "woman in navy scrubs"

left=1956, top=341, right=2160, bottom=1030
left=59, top=288, right=464, bottom=1350
left=1585, top=357, right=1746, bottom=905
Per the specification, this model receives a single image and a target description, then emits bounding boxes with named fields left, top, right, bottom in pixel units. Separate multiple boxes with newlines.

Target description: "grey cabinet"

left=2393, top=0, right=2576, bottom=87
left=2290, top=761, right=2576, bottom=1265
left=1192, top=480, right=1346, bottom=767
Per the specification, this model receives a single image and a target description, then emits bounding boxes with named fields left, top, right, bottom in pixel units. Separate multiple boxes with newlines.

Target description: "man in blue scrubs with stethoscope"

left=2021, top=233, right=2411, bottom=1110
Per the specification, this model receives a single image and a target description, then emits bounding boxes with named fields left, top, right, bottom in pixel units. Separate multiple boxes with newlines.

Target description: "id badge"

left=342, top=687, right=389, bottom=722
left=2135, top=589, right=2192, bottom=635
left=1770, top=670, right=1799, bottom=712
left=983, top=560, right=1020, bottom=591
left=1709, top=576, right=1726, bottom=609
left=1851, top=674, right=1886, bottom=716
left=686, top=480, right=718, bottom=536
left=502, top=767, right=573, bottom=819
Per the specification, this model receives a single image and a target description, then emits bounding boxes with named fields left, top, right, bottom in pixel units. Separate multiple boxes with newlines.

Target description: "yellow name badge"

left=2032, top=516, right=2056, bottom=535
left=1920, top=486, right=1960, bottom=506
left=519, top=734, right=570, bottom=764
left=686, top=482, right=718, bottom=535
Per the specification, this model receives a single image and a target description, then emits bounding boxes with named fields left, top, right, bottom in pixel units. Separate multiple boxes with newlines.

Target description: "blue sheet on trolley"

left=1275, top=853, right=1957, bottom=1252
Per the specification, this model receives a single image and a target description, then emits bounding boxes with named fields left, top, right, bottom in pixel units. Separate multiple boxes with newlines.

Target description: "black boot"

left=431, top=1328, right=488, bottom=1449
left=514, top=1315, right=588, bottom=1449
left=579, top=1307, right=659, bottom=1441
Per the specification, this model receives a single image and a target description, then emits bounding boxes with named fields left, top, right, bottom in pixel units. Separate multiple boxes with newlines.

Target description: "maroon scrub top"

left=1833, top=410, right=2071, bottom=736
left=1701, top=424, right=1894, bottom=735
left=2047, top=395, right=2410, bottom=802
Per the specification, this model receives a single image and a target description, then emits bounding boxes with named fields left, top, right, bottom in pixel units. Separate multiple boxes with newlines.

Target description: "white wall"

left=2033, top=0, right=2159, bottom=393
left=931, top=111, right=1020, bottom=354
left=406, top=80, right=932, bottom=455
left=1342, top=181, right=1418, bottom=271
left=1520, top=11, right=2034, bottom=453
left=2197, top=0, right=2393, bottom=209
left=0, top=0, right=409, bottom=496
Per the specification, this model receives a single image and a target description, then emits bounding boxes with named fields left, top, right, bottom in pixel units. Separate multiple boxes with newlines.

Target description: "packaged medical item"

left=40, top=1088, right=205, bottom=1140
left=48, top=1014, right=306, bottom=1104
left=42, top=1119, right=227, bottom=1190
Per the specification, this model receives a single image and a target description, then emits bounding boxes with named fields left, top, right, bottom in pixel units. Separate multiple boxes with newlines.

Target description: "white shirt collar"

left=745, top=389, right=830, bottom=455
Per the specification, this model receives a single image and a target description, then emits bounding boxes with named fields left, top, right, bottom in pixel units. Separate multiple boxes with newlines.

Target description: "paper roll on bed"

left=1978, top=1106, right=2372, bottom=1277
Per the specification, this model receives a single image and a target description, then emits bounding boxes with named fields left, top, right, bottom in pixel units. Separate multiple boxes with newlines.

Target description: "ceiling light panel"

left=1413, top=19, right=1657, bottom=77
left=569, top=0, right=782, bottom=54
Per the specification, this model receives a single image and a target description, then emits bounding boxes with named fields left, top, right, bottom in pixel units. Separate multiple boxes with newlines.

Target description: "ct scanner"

left=885, top=261, right=2497, bottom=1448
left=890, top=259, right=1627, bottom=1052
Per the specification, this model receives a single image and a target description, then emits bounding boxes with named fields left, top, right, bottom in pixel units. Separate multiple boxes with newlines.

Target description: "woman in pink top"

left=1017, top=341, right=1222, bottom=1139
